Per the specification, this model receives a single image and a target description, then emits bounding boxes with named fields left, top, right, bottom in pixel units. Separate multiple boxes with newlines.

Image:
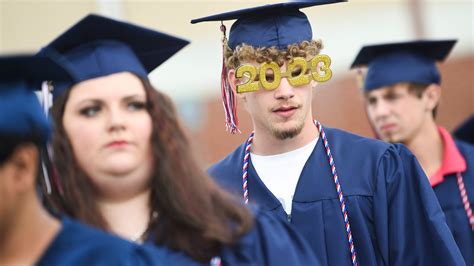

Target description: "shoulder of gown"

left=37, top=216, right=191, bottom=266
left=219, top=205, right=321, bottom=266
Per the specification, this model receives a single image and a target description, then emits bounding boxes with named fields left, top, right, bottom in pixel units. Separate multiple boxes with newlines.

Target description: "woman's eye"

left=79, top=106, right=101, bottom=117
left=127, top=101, right=147, bottom=111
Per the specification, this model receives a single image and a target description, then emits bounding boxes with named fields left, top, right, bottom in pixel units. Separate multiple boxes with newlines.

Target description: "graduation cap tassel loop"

left=220, top=22, right=240, bottom=134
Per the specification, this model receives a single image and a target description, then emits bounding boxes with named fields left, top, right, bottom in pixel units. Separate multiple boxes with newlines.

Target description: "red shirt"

left=429, top=126, right=467, bottom=187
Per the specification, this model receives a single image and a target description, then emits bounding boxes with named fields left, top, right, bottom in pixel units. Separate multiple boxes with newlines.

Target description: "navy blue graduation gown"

left=143, top=243, right=201, bottom=266
left=37, top=217, right=194, bottom=266
left=219, top=206, right=320, bottom=265
left=145, top=206, right=320, bottom=265
left=209, top=127, right=464, bottom=265
left=434, top=140, right=474, bottom=264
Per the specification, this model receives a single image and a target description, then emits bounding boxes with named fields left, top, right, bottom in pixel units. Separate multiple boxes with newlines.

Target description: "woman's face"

left=62, top=72, right=153, bottom=199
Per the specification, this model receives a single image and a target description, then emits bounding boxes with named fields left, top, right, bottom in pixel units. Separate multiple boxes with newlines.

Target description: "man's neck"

left=97, top=189, right=151, bottom=243
left=0, top=193, right=60, bottom=265
left=404, top=120, right=443, bottom=177
left=252, top=118, right=319, bottom=155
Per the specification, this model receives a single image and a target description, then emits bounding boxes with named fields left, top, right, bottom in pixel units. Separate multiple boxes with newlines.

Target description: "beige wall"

left=0, top=0, right=282, bottom=53
left=0, top=1, right=97, bottom=53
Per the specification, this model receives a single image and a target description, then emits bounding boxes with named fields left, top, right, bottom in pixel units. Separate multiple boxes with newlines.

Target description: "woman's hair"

left=50, top=88, right=108, bottom=228
left=50, top=77, right=254, bottom=262
left=225, top=39, right=324, bottom=68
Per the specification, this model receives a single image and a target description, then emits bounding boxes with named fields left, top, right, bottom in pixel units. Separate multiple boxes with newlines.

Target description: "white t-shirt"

left=250, top=137, right=318, bottom=214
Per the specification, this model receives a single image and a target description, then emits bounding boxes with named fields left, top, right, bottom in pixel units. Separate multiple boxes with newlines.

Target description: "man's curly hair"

left=225, top=40, right=324, bottom=68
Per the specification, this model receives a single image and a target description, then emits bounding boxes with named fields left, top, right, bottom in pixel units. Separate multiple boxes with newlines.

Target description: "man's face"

left=0, top=159, right=15, bottom=232
left=231, top=60, right=314, bottom=140
left=0, top=143, right=38, bottom=234
left=365, top=83, right=432, bottom=143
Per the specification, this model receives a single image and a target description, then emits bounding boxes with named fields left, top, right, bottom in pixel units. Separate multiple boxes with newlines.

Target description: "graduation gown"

left=219, top=206, right=320, bottom=265
left=146, top=206, right=320, bottom=266
left=433, top=140, right=474, bottom=264
left=37, top=217, right=193, bottom=266
left=209, top=127, right=464, bottom=265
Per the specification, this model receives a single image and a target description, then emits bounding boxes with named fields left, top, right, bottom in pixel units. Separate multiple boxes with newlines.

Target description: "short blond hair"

left=225, top=40, right=324, bottom=69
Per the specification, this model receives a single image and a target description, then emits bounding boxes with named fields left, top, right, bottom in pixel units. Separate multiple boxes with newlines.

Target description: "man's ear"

left=228, top=68, right=246, bottom=102
left=424, top=84, right=441, bottom=112
left=8, top=144, right=39, bottom=194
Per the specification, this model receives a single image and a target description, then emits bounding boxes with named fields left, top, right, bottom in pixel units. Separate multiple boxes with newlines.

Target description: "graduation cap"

left=453, top=115, right=474, bottom=145
left=191, top=1, right=345, bottom=133
left=351, top=40, right=457, bottom=91
left=0, top=55, right=72, bottom=143
left=191, top=0, right=345, bottom=50
left=39, top=14, right=190, bottom=99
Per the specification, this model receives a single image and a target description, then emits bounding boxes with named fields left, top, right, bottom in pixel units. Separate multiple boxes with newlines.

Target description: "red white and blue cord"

left=241, top=120, right=358, bottom=265
left=456, top=172, right=474, bottom=230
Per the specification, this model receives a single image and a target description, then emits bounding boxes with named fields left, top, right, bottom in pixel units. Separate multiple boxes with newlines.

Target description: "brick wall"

left=192, top=55, right=474, bottom=165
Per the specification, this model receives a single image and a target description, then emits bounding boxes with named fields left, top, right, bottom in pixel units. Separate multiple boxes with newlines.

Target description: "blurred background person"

left=0, top=55, right=166, bottom=266
left=351, top=39, right=474, bottom=264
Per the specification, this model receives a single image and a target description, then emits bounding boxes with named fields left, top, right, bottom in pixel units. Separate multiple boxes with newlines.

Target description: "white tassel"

left=40, top=81, right=53, bottom=194
left=41, top=159, right=52, bottom=195
left=41, top=81, right=52, bottom=115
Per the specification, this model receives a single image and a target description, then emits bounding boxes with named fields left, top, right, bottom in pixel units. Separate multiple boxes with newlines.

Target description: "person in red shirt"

left=454, top=115, right=474, bottom=145
left=352, top=40, right=474, bottom=264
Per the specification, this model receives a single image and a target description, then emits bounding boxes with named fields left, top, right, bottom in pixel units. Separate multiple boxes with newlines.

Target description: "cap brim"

left=191, top=0, right=346, bottom=24
left=0, top=55, right=73, bottom=82
left=351, top=39, right=457, bottom=68
left=45, top=14, right=190, bottom=73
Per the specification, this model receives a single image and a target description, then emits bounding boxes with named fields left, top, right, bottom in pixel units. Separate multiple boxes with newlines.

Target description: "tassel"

left=356, top=68, right=365, bottom=91
left=47, top=143, right=64, bottom=196
left=220, top=22, right=240, bottom=134
left=40, top=81, right=53, bottom=194
left=40, top=81, right=64, bottom=196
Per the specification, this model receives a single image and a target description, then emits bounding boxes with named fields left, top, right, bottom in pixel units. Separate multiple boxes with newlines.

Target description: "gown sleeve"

left=374, top=144, right=464, bottom=265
